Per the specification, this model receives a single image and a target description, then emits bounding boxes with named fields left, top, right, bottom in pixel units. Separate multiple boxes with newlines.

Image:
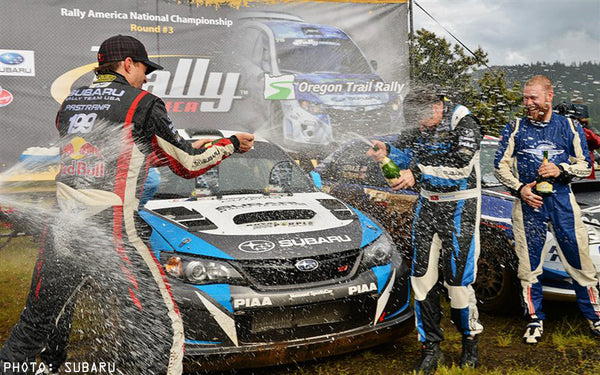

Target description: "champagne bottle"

left=201, top=138, right=222, bottom=148
left=374, top=144, right=401, bottom=186
left=535, top=150, right=553, bottom=196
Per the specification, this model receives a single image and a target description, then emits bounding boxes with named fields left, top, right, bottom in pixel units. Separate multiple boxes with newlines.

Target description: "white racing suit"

left=388, top=104, right=483, bottom=342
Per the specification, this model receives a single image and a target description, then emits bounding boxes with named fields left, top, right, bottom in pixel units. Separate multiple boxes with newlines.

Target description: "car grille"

left=237, top=295, right=376, bottom=342
left=238, top=249, right=360, bottom=288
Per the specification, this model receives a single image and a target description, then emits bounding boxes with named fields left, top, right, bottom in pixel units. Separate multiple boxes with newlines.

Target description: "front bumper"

left=168, top=255, right=412, bottom=371
left=183, top=309, right=413, bottom=371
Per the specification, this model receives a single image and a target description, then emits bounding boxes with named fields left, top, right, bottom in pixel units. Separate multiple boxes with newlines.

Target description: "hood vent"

left=233, top=209, right=316, bottom=225
left=317, top=199, right=356, bottom=220
left=152, top=206, right=217, bottom=231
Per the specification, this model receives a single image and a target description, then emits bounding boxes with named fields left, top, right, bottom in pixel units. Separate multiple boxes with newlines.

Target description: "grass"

left=0, top=236, right=38, bottom=341
left=2, top=236, right=600, bottom=375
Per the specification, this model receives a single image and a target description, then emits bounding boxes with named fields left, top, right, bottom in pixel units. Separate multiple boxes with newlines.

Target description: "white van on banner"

left=0, top=0, right=409, bottom=166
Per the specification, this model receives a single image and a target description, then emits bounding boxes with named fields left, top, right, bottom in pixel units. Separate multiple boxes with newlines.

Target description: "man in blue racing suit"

left=494, top=75, right=600, bottom=344
left=368, top=87, right=483, bottom=373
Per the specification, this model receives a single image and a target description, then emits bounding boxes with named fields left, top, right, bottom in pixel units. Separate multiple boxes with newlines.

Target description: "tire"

left=474, top=228, right=520, bottom=314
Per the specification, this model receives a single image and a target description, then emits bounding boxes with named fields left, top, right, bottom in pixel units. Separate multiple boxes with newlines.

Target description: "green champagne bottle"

left=201, top=138, right=222, bottom=148
left=379, top=155, right=401, bottom=187
left=535, top=150, right=553, bottom=196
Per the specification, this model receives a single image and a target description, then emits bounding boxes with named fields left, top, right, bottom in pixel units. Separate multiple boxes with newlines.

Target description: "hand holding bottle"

left=537, top=158, right=561, bottom=180
left=522, top=181, right=543, bottom=209
left=535, top=150, right=559, bottom=197
left=364, top=139, right=402, bottom=187
left=391, top=169, right=415, bottom=190
left=366, top=139, right=387, bottom=162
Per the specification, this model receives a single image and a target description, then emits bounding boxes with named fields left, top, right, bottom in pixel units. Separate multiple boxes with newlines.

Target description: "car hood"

left=140, top=192, right=381, bottom=260
left=481, top=186, right=515, bottom=223
left=293, top=73, right=393, bottom=106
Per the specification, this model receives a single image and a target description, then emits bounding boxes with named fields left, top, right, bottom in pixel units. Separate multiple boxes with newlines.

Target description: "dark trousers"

left=0, top=210, right=179, bottom=374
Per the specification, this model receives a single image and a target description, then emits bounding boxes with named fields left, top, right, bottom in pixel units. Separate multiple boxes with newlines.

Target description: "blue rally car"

left=235, top=12, right=403, bottom=150
left=313, top=136, right=600, bottom=314
left=139, top=130, right=413, bottom=371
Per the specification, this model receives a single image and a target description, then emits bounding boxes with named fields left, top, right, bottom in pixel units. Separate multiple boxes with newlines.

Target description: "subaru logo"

left=238, top=240, right=276, bottom=253
left=0, top=53, right=24, bottom=65
left=295, top=258, right=319, bottom=272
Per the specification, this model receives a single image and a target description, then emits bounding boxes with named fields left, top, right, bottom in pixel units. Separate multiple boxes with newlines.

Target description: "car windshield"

left=153, top=141, right=317, bottom=199
left=275, top=38, right=372, bottom=74
left=481, top=141, right=501, bottom=187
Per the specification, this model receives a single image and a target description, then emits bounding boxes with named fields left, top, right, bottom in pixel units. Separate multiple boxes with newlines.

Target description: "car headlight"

left=361, top=234, right=394, bottom=267
left=299, top=100, right=323, bottom=115
left=162, top=254, right=244, bottom=285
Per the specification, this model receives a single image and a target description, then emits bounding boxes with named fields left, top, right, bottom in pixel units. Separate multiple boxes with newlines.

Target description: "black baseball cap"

left=97, top=35, right=163, bottom=74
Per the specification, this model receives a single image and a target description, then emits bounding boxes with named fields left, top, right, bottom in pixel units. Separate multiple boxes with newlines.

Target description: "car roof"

left=237, top=11, right=304, bottom=23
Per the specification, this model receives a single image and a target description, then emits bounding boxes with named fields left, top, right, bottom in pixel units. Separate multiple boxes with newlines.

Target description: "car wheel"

left=474, top=228, right=520, bottom=314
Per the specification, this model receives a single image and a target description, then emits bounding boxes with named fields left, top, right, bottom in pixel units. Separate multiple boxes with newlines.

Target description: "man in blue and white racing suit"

left=494, top=75, right=600, bottom=344
left=369, top=88, right=483, bottom=373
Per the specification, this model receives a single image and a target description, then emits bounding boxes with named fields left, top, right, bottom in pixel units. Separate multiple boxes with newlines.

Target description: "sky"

left=411, top=0, right=600, bottom=66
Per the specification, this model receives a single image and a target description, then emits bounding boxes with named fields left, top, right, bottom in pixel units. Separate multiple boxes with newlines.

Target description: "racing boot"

left=414, top=341, right=445, bottom=375
left=523, top=320, right=543, bottom=344
left=459, top=334, right=479, bottom=368
left=589, top=319, right=600, bottom=339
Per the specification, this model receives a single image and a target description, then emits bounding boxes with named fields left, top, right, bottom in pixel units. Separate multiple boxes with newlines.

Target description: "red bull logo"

left=62, top=137, right=105, bottom=177
left=61, top=160, right=105, bottom=178
left=63, top=137, right=103, bottom=160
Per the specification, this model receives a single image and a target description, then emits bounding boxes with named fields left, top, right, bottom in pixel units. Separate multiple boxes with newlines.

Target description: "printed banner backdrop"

left=0, top=0, right=409, bottom=167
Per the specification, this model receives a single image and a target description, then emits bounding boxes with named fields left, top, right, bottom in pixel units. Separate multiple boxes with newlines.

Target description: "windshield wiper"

left=215, top=189, right=269, bottom=198
left=152, top=193, right=189, bottom=200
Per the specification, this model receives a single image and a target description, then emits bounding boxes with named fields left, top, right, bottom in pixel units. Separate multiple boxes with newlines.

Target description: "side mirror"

left=269, top=161, right=293, bottom=188
left=370, top=60, right=378, bottom=71
left=261, top=58, right=271, bottom=74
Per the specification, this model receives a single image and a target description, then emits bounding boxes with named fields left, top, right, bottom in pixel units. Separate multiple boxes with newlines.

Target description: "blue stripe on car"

left=139, top=210, right=234, bottom=259
left=185, top=340, right=221, bottom=345
left=384, top=284, right=412, bottom=320
left=350, top=207, right=382, bottom=248
left=193, top=284, right=234, bottom=313
left=372, top=263, right=392, bottom=294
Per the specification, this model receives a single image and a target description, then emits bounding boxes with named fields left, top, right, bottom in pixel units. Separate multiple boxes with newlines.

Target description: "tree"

left=463, top=70, right=523, bottom=136
left=411, top=28, right=522, bottom=136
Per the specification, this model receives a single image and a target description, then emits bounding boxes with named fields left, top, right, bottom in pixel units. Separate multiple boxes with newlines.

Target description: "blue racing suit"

left=388, top=103, right=483, bottom=342
left=494, top=113, right=600, bottom=322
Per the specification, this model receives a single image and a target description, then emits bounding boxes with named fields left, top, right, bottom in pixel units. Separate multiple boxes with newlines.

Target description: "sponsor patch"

left=279, top=235, right=352, bottom=247
left=0, top=49, right=35, bottom=76
left=233, top=297, right=272, bottom=309
left=67, top=113, right=97, bottom=134
left=348, top=282, right=377, bottom=295
left=238, top=240, right=276, bottom=253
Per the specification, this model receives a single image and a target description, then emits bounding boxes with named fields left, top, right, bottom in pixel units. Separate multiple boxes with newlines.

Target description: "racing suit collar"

left=527, top=113, right=552, bottom=128
left=94, top=71, right=130, bottom=86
